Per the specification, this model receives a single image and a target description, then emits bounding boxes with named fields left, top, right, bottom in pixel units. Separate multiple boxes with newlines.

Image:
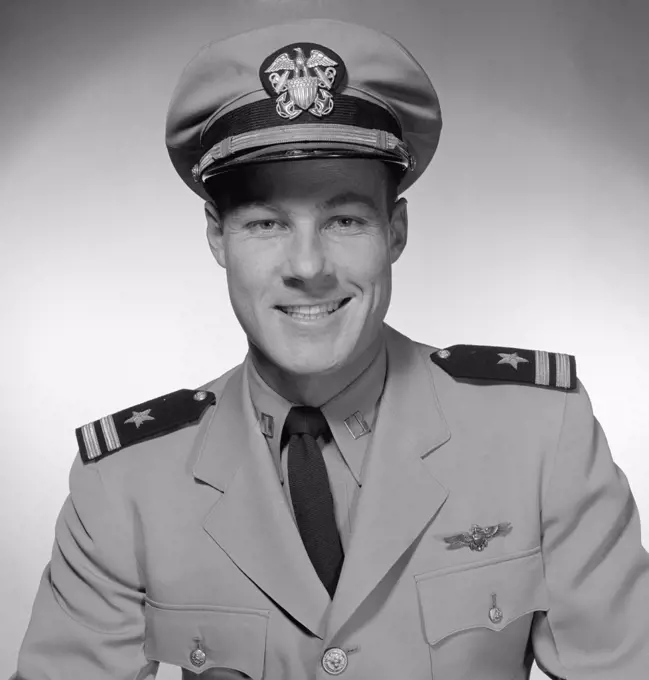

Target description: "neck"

left=250, top=331, right=385, bottom=407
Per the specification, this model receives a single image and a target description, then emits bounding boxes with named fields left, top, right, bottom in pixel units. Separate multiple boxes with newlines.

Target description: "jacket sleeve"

left=12, top=454, right=157, bottom=680
left=531, top=380, right=649, bottom=679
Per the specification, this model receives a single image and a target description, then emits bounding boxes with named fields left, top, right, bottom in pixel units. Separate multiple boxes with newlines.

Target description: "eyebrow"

left=317, top=192, right=379, bottom=212
left=226, top=201, right=279, bottom=217
left=226, top=192, right=380, bottom=216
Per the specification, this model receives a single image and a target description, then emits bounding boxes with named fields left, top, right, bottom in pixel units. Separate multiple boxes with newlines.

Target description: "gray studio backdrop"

left=1, top=1, right=648, bottom=678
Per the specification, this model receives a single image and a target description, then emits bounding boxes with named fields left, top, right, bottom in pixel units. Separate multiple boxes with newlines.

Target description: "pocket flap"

left=144, top=599, right=269, bottom=678
left=415, top=548, right=548, bottom=646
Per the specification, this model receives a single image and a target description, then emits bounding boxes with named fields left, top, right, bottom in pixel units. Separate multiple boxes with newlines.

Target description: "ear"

left=388, top=197, right=408, bottom=264
left=205, top=201, right=227, bottom=269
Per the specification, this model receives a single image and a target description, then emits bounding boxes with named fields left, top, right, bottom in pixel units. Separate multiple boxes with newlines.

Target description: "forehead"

left=210, top=158, right=392, bottom=210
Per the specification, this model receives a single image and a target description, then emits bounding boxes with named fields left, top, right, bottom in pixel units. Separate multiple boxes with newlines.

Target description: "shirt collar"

left=246, top=333, right=388, bottom=484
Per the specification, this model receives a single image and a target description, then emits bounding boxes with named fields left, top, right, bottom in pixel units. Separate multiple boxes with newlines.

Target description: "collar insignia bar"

left=75, top=388, right=216, bottom=464
left=430, top=345, right=577, bottom=391
left=443, top=522, right=512, bottom=552
left=260, top=42, right=345, bottom=120
left=344, top=411, right=371, bottom=440
left=260, top=412, right=275, bottom=438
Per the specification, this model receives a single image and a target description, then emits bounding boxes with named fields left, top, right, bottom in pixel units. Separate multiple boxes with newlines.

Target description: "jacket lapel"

left=326, top=326, right=451, bottom=639
left=192, top=363, right=331, bottom=638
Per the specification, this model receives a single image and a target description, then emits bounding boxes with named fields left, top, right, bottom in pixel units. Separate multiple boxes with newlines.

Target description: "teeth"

left=280, top=298, right=347, bottom=318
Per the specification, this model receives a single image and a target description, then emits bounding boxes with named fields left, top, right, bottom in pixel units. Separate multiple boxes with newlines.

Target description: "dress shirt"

left=247, top=336, right=388, bottom=553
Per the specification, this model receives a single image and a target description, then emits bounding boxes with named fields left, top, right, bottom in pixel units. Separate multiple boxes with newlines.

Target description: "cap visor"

left=202, top=141, right=407, bottom=182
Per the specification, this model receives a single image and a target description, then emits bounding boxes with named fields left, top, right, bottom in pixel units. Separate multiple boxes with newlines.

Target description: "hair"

left=384, top=163, right=403, bottom=214
left=205, top=158, right=403, bottom=218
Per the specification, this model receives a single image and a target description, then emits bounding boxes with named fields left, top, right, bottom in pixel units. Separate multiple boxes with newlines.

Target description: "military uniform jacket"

left=13, top=325, right=649, bottom=679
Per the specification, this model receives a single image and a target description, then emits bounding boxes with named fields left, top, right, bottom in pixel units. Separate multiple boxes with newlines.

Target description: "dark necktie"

left=282, top=406, right=344, bottom=598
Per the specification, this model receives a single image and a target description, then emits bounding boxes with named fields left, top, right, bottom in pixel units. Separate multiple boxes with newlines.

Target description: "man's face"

left=206, top=158, right=408, bottom=376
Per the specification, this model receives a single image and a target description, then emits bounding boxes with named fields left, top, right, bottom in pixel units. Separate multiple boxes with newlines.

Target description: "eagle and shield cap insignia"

left=260, top=42, right=346, bottom=120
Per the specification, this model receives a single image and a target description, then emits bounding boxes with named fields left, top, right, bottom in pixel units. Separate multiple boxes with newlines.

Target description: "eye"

left=330, top=216, right=365, bottom=229
left=248, top=219, right=283, bottom=232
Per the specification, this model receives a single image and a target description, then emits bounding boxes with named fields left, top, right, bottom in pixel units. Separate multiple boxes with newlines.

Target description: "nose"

left=283, top=223, right=330, bottom=283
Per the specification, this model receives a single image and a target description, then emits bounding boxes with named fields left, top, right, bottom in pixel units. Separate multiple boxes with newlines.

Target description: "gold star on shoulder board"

left=124, top=409, right=155, bottom=428
left=497, top=352, right=529, bottom=369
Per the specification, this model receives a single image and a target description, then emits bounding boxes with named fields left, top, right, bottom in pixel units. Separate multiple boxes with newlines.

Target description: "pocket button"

left=488, top=593, right=503, bottom=624
left=190, top=639, right=206, bottom=667
left=488, top=606, right=503, bottom=624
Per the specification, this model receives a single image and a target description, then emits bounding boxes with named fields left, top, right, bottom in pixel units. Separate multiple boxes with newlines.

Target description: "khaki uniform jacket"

left=13, top=325, right=649, bottom=679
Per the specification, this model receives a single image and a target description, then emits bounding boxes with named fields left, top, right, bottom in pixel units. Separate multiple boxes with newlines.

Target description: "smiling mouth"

left=275, top=297, right=352, bottom=321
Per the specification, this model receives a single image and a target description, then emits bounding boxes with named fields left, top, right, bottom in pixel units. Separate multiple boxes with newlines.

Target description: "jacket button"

left=322, top=647, right=348, bottom=675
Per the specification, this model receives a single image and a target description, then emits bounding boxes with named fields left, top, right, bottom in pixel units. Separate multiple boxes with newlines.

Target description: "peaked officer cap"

left=166, top=19, right=442, bottom=200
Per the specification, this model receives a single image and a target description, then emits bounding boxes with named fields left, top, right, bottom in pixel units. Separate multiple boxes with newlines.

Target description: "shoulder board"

left=75, top=389, right=216, bottom=464
left=430, top=345, right=577, bottom=391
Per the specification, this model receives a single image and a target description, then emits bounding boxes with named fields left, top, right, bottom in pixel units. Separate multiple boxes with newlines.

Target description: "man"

left=13, top=18, right=649, bottom=680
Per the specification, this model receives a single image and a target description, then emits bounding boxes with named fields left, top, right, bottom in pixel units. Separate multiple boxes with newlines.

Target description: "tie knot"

left=283, top=406, right=331, bottom=442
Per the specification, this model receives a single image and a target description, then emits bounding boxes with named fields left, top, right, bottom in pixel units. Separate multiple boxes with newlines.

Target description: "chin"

left=268, top=346, right=349, bottom=376
left=244, top=305, right=369, bottom=375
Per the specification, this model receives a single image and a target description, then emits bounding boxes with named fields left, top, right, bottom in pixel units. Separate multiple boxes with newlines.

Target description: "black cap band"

left=201, top=94, right=403, bottom=151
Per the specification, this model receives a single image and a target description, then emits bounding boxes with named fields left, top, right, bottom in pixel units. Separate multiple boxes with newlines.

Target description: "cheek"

left=333, top=242, right=391, bottom=325
left=338, top=237, right=390, bottom=282
left=225, top=247, right=273, bottom=310
left=357, top=241, right=392, bottom=299
left=226, top=235, right=272, bottom=280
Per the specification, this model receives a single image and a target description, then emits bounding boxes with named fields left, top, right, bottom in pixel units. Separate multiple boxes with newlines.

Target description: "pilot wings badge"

left=442, top=522, right=512, bottom=552
left=260, top=42, right=346, bottom=120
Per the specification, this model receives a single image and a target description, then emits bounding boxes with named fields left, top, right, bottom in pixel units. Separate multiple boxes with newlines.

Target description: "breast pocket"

left=415, top=547, right=549, bottom=680
left=144, top=599, right=269, bottom=679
